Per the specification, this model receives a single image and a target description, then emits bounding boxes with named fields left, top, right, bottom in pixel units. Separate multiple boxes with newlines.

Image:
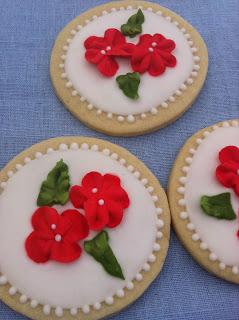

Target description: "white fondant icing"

left=64, top=9, right=195, bottom=115
left=0, top=147, right=159, bottom=309
left=184, top=126, right=239, bottom=267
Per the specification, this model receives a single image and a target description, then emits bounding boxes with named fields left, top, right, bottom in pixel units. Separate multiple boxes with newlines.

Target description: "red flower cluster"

left=131, top=34, right=176, bottom=76
left=25, top=207, right=89, bottom=263
left=70, top=172, right=130, bottom=231
left=84, top=28, right=176, bottom=77
left=85, top=28, right=134, bottom=77
left=25, top=172, right=129, bottom=263
left=216, top=146, right=239, bottom=197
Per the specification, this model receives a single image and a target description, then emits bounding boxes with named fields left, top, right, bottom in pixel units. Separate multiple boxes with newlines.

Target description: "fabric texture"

left=0, top=0, right=238, bottom=319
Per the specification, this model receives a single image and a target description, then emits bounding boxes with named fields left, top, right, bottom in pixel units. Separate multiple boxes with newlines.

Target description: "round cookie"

left=50, top=0, right=208, bottom=136
left=0, top=137, right=170, bottom=320
left=168, top=119, right=239, bottom=284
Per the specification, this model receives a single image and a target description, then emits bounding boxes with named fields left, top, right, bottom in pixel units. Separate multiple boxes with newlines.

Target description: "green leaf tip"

left=84, top=230, right=125, bottom=280
left=116, top=72, right=140, bottom=100
left=121, top=9, right=145, bottom=38
left=200, top=192, right=236, bottom=220
left=37, top=159, right=70, bottom=207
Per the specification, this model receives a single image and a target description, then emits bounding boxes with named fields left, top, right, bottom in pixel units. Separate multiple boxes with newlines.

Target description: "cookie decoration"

left=0, top=137, right=170, bottom=319
left=169, top=120, right=239, bottom=283
left=50, top=1, right=208, bottom=136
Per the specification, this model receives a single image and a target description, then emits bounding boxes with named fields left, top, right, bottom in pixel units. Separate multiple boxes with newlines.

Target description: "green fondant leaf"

left=200, top=192, right=236, bottom=220
left=121, top=9, right=145, bottom=38
left=116, top=72, right=140, bottom=99
left=84, top=231, right=125, bottom=280
left=37, top=159, right=70, bottom=207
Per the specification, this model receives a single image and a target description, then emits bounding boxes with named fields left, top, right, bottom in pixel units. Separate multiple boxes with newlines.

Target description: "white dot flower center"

left=152, top=42, right=157, bottom=47
left=55, top=234, right=62, bottom=242
left=98, top=199, right=105, bottom=206
left=51, top=224, right=56, bottom=230
left=100, top=50, right=106, bottom=55
left=92, top=188, right=98, bottom=193
left=106, top=46, right=111, bottom=51
left=148, top=47, right=154, bottom=53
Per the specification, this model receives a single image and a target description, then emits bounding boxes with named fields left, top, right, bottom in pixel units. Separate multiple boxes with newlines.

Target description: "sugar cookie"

left=0, top=136, right=170, bottom=319
left=169, top=120, right=239, bottom=283
left=50, top=1, right=208, bottom=136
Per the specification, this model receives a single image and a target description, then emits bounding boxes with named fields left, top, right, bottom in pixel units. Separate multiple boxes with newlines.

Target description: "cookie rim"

left=50, top=0, right=208, bottom=136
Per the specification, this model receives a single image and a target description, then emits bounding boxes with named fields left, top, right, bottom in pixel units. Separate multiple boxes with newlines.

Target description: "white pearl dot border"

left=0, top=141, right=166, bottom=317
left=177, top=120, right=239, bottom=275
left=58, top=5, right=200, bottom=123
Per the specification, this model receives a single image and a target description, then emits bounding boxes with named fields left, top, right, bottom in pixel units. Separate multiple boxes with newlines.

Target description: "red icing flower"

left=84, top=28, right=135, bottom=77
left=70, top=172, right=130, bottom=231
left=25, top=207, right=89, bottom=263
left=216, top=146, right=239, bottom=197
left=131, top=34, right=176, bottom=76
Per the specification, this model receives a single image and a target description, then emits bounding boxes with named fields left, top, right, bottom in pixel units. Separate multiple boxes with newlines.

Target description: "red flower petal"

left=70, top=185, right=86, bottom=208
left=61, top=209, right=89, bottom=242
left=25, top=232, right=53, bottom=263
left=216, top=163, right=239, bottom=188
left=104, top=28, right=126, bottom=46
left=152, top=34, right=165, bottom=42
left=109, top=43, right=135, bottom=57
left=31, top=207, right=59, bottom=237
left=106, top=200, right=124, bottom=228
left=148, top=51, right=166, bottom=76
left=153, top=34, right=176, bottom=51
left=102, top=174, right=120, bottom=189
left=84, top=36, right=106, bottom=50
left=131, top=49, right=151, bottom=74
left=82, top=171, right=103, bottom=190
left=157, top=49, right=177, bottom=67
left=104, top=186, right=130, bottom=209
left=97, top=56, right=118, bottom=77
left=50, top=241, right=82, bottom=263
left=84, top=198, right=109, bottom=231
left=138, top=34, right=153, bottom=45
left=219, top=146, right=239, bottom=164
left=85, top=49, right=104, bottom=64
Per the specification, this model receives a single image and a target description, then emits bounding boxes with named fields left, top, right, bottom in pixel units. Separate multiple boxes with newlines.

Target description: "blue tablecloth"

left=0, top=0, right=238, bottom=319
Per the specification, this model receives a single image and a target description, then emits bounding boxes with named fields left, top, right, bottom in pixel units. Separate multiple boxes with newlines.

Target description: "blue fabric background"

left=0, top=0, right=238, bottom=319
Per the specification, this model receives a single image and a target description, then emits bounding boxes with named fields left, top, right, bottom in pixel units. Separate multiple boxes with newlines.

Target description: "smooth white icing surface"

left=65, top=10, right=194, bottom=115
left=185, top=127, right=239, bottom=266
left=0, top=149, right=157, bottom=308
